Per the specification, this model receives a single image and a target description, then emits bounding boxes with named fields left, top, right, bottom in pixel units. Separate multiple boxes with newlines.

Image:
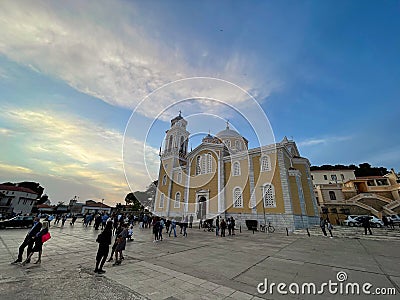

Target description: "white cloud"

left=0, top=162, right=33, bottom=174
left=0, top=107, right=159, bottom=203
left=299, top=135, right=352, bottom=147
left=0, top=0, right=277, bottom=120
left=0, top=127, right=12, bottom=135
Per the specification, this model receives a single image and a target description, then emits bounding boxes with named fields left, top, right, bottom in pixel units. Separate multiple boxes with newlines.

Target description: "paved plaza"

left=1, top=221, right=399, bottom=300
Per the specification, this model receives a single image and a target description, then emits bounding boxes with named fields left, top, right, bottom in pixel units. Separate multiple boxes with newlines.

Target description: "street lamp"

left=261, top=186, right=267, bottom=227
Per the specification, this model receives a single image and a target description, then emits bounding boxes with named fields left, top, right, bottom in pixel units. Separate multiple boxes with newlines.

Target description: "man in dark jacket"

left=12, top=217, right=42, bottom=263
left=362, top=216, right=372, bottom=235
left=320, top=217, right=327, bottom=237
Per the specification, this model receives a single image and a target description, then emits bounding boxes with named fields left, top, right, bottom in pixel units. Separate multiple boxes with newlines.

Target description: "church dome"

left=216, top=124, right=241, bottom=138
left=215, top=122, right=248, bottom=152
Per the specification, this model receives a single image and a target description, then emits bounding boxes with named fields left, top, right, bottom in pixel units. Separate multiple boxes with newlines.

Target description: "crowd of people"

left=10, top=211, right=240, bottom=274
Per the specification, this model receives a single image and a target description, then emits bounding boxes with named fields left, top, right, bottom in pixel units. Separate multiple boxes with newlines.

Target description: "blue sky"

left=0, top=1, right=399, bottom=205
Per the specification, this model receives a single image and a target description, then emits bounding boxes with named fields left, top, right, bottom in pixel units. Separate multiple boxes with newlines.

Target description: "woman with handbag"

left=113, top=223, right=128, bottom=265
left=23, top=221, right=50, bottom=265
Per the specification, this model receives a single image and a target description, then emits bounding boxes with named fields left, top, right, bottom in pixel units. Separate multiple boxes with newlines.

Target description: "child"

left=127, top=225, right=134, bottom=241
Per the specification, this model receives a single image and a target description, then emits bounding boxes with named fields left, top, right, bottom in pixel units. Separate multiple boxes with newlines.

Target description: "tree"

left=37, top=194, right=49, bottom=205
left=124, top=193, right=143, bottom=211
left=125, top=192, right=138, bottom=205
left=310, top=163, right=388, bottom=177
left=17, top=182, right=45, bottom=198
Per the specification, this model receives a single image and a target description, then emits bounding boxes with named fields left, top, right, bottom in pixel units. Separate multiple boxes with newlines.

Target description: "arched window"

left=168, top=136, right=173, bottom=150
left=201, top=154, right=206, bottom=174
left=263, top=184, right=276, bottom=208
left=196, top=156, right=201, bottom=175
left=235, top=140, right=241, bottom=150
left=159, top=194, right=164, bottom=208
left=261, top=155, right=271, bottom=172
left=162, top=175, right=167, bottom=185
left=329, top=191, right=336, bottom=200
left=233, top=187, right=243, bottom=208
left=180, top=136, right=184, bottom=153
left=177, top=172, right=182, bottom=183
left=174, top=192, right=181, bottom=208
left=233, top=161, right=241, bottom=176
left=207, top=153, right=212, bottom=173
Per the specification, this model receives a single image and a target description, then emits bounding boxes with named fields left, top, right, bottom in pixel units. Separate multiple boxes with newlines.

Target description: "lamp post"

left=261, top=186, right=267, bottom=227
left=101, top=198, right=104, bottom=213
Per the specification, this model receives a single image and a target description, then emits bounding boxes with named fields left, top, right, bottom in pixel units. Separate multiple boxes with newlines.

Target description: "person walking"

left=12, top=217, right=42, bottom=264
left=107, top=222, right=123, bottom=262
left=70, top=215, right=77, bottom=226
left=319, top=217, right=327, bottom=237
left=127, top=225, right=134, bottom=241
left=101, top=213, right=109, bottom=230
left=159, top=218, right=164, bottom=241
left=114, top=223, right=128, bottom=265
left=169, top=218, right=177, bottom=237
left=388, top=217, right=395, bottom=230
left=165, top=219, right=171, bottom=233
left=215, top=216, right=220, bottom=237
left=94, top=221, right=113, bottom=273
left=23, top=221, right=50, bottom=265
left=362, top=216, right=373, bottom=235
left=327, top=219, right=334, bottom=238
left=61, top=214, right=67, bottom=227
left=189, top=214, right=193, bottom=228
left=47, top=214, right=54, bottom=228
left=183, top=215, right=188, bottom=237
left=227, top=218, right=232, bottom=236
left=220, top=219, right=227, bottom=237
left=153, top=218, right=160, bottom=242
left=231, top=217, right=236, bottom=235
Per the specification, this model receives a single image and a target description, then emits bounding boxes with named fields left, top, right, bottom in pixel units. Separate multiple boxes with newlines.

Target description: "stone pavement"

left=0, top=220, right=400, bottom=299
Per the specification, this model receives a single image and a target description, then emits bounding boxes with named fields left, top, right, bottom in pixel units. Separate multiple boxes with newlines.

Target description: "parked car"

left=355, top=216, right=384, bottom=228
left=344, top=215, right=362, bottom=227
left=0, top=216, right=34, bottom=229
left=389, top=214, right=400, bottom=224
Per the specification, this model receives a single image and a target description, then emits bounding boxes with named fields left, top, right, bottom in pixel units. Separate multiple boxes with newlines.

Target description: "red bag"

left=42, top=232, right=51, bottom=243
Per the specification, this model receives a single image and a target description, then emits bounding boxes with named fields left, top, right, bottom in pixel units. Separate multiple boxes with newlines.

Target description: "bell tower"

left=154, top=112, right=190, bottom=216
left=162, top=111, right=189, bottom=164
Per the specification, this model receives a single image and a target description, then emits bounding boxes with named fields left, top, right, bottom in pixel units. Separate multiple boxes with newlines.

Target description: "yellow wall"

left=294, top=162, right=317, bottom=216
left=224, top=159, right=252, bottom=213
left=252, top=153, right=285, bottom=214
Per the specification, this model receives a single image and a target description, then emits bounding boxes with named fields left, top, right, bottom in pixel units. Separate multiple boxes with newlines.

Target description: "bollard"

left=306, top=228, right=310, bottom=237
left=286, top=227, right=289, bottom=236
left=240, top=225, right=242, bottom=233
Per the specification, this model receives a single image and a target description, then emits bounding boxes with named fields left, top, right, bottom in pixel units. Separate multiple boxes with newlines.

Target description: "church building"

left=153, top=113, right=319, bottom=230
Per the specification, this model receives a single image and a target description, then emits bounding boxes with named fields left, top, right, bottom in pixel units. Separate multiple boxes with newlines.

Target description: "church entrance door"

left=198, top=196, right=207, bottom=220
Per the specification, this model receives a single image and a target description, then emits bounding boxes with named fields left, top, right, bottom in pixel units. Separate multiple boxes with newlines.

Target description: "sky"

left=0, top=0, right=399, bottom=205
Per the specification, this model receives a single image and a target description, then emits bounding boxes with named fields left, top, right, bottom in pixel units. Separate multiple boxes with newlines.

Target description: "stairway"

left=294, top=225, right=400, bottom=241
